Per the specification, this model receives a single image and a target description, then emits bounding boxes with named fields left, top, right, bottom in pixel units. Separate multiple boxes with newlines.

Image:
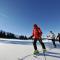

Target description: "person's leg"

left=39, top=39, right=46, bottom=49
left=33, top=39, right=37, bottom=50
left=33, top=39, right=39, bottom=54
left=52, top=39, right=56, bottom=48
left=59, top=38, right=60, bottom=43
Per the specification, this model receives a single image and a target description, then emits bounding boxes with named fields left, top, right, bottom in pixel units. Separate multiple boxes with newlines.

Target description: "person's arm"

left=39, top=28, right=42, bottom=36
left=29, top=35, right=33, bottom=38
left=28, top=30, right=34, bottom=39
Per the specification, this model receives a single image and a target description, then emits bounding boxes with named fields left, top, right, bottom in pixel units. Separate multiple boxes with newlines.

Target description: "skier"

left=31, top=24, right=46, bottom=54
left=47, top=31, right=56, bottom=48
left=57, top=33, right=60, bottom=43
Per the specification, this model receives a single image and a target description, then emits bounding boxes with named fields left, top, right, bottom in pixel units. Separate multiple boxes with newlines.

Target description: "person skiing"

left=57, top=33, right=60, bottom=43
left=31, top=24, right=46, bottom=54
left=47, top=31, right=56, bottom=48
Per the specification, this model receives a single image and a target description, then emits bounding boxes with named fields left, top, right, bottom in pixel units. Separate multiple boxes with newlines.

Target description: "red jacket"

left=32, top=27, right=42, bottom=39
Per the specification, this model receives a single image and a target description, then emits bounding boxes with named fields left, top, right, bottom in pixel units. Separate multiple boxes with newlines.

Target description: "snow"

left=0, top=38, right=60, bottom=60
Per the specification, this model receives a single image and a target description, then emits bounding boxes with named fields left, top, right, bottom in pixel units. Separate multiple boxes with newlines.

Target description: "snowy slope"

left=0, top=38, right=60, bottom=60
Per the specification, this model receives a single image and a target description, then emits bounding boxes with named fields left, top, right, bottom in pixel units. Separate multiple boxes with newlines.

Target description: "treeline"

left=0, top=30, right=16, bottom=39
left=0, top=30, right=29, bottom=40
left=19, top=35, right=28, bottom=40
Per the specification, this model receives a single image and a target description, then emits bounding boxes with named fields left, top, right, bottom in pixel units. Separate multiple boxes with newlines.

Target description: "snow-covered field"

left=0, top=38, right=60, bottom=60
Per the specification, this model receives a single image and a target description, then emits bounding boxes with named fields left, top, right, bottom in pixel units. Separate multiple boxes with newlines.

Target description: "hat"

left=34, top=24, right=38, bottom=27
left=50, top=31, right=52, bottom=33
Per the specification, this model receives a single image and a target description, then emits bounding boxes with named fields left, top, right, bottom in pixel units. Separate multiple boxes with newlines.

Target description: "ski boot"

left=33, top=50, right=39, bottom=55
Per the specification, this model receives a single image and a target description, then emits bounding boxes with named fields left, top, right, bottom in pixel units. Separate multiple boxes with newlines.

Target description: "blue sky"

left=0, top=0, right=60, bottom=36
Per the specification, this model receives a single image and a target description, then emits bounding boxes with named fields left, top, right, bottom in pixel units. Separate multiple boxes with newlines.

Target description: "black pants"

left=52, top=39, right=56, bottom=47
left=33, top=39, right=46, bottom=50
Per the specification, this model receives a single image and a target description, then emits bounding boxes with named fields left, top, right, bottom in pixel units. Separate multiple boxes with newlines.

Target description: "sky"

left=0, top=0, right=60, bottom=37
